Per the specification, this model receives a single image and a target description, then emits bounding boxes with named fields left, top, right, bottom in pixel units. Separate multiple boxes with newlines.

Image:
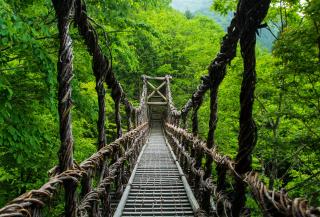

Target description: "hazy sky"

left=171, top=0, right=212, bottom=13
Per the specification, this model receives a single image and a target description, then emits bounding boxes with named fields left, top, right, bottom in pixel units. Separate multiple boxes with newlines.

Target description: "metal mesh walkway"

left=114, top=122, right=198, bottom=217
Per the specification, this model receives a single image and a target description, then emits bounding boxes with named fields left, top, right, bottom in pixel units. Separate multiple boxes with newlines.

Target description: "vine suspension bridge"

left=0, top=0, right=320, bottom=216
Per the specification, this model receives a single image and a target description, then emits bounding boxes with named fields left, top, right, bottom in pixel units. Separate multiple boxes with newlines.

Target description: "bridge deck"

left=114, top=122, right=197, bottom=217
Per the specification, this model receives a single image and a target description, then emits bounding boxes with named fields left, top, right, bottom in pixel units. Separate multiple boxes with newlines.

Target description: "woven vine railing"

left=1, top=0, right=320, bottom=216
left=0, top=123, right=149, bottom=217
left=0, top=0, right=149, bottom=216
left=163, top=0, right=320, bottom=216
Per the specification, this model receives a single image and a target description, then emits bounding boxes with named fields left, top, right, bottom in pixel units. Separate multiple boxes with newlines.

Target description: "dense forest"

left=0, top=0, right=319, bottom=215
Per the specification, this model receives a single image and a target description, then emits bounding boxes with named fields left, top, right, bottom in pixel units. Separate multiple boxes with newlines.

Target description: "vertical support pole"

left=191, top=104, right=199, bottom=136
left=175, top=115, right=180, bottom=127
left=201, top=13, right=241, bottom=214
left=216, top=163, right=228, bottom=215
left=115, top=99, right=122, bottom=138
left=188, top=136, right=195, bottom=183
left=74, top=0, right=108, bottom=150
left=80, top=170, right=98, bottom=217
left=181, top=113, right=187, bottom=129
left=191, top=103, right=202, bottom=199
left=186, top=140, right=193, bottom=183
left=126, top=106, right=133, bottom=132
left=165, top=76, right=177, bottom=126
left=232, top=30, right=257, bottom=217
left=96, top=84, right=106, bottom=149
left=52, top=0, right=76, bottom=216
left=115, top=148, right=124, bottom=198
left=102, top=163, right=111, bottom=217
left=136, top=109, right=140, bottom=127
left=133, top=109, right=137, bottom=128
left=112, top=86, right=122, bottom=138
left=165, top=77, right=171, bottom=124
left=205, top=84, right=219, bottom=179
left=193, top=145, right=203, bottom=199
left=74, top=2, right=109, bottom=215
left=80, top=171, right=91, bottom=197
left=203, top=82, right=221, bottom=213
left=232, top=1, right=270, bottom=216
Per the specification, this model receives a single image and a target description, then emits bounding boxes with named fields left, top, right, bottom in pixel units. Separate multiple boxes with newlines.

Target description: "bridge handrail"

left=164, top=123, right=320, bottom=217
left=164, top=0, right=269, bottom=215
left=164, top=0, right=320, bottom=215
left=1, top=0, right=319, bottom=215
left=165, top=75, right=181, bottom=125
left=0, top=123, right=149, bottom=217
left=0, top=0, right=150, bottom=215
left=74, top=0, right=148, bottom=139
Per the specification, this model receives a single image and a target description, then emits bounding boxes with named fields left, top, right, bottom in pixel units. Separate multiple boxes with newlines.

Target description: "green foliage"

left=208, top=0, right=320, bottom=206
left=0, top=0, right=59, bottom=204
left=0, top=0, right=319, bottom=214
left=211, top=0, right=236, bottom=16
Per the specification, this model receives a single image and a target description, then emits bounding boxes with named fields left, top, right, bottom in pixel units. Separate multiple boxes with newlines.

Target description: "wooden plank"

left=147, top=102, right=168, bottom=105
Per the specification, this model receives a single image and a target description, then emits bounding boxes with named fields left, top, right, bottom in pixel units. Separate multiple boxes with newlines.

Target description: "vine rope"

left=0, top=0, right=319, bottom=217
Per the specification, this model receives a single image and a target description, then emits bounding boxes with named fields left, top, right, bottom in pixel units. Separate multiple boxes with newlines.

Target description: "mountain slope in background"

left=171, top=0, right=274, bottom=51
left=171, top=0, right=212, bottom=12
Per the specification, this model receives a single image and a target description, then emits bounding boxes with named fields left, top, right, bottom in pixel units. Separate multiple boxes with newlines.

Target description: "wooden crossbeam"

left=147, top=81, right=167, bottom=102
left=144, top=75, right=170, bottom=81
left=147, top=101, right=168, bottom=105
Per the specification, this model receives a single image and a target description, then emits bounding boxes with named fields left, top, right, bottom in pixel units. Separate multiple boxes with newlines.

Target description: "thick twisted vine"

left=232, top=0, right=271, bottom=216
left=164, top=125, right=232, bottom=215
left=165, top=75, right=181, bottom=125
left=181, top=79, right=207, bottom=119
left=51, top=0, right=77, bottom=216
left=74, top=0, right=141, bottom=132
left=178, top=8, right=244, bottom=212
left=164, top=123, right=320, bottom=217
left=74, top=0, right=109, bottom=149
left=52, top=0, right=74, bottom=176
left=77, top=125, right=149, bottom=217
left=0, top=123, right=148, bottom=217
left=180, top=10, right=241, bottom=118
left=191, top=77, right=208, bottom=136
left=123, top=98, right=133, bottom=131
left=202, top=7, right=240, bottom=215
left=191, top=106, right=199, bottom=136
left=1, top=0, right=146, bottom=216
left=112, top=87, right=123, bottom=138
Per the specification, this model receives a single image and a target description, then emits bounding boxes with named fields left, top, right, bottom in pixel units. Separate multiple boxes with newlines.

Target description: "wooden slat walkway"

left=114, top=122, right=198, bottom=217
